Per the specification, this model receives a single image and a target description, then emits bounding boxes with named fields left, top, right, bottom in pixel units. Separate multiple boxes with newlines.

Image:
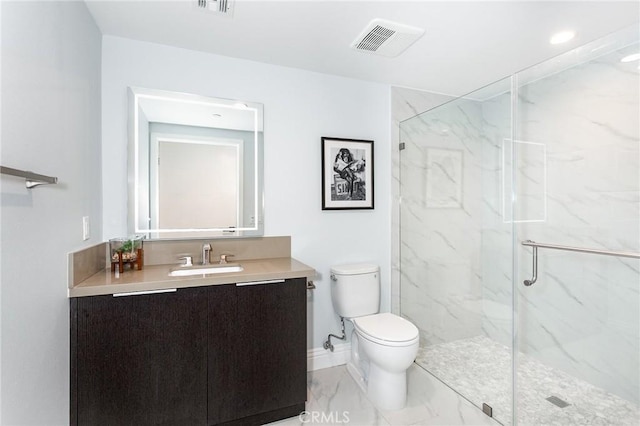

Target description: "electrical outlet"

left=82, top=216, right=90, bottom=241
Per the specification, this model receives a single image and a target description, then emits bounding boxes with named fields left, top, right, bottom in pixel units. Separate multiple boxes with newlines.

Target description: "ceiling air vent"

left=351, top=19, right=425, bottom=57
left=196, top=0, right=234, bottom=16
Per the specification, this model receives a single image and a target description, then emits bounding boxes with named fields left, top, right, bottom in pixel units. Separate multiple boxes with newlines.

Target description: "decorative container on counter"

left=110, top=235, right=144, bottom=273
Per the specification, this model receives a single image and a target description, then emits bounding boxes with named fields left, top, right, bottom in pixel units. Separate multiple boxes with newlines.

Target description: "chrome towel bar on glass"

left=522, top=240, right=640, bottom=287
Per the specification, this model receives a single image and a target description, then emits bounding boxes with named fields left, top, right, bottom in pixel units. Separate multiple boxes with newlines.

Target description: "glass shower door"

left=399, top=76, right=516, bottom=424
left=512, top=26, right=640, bottom=425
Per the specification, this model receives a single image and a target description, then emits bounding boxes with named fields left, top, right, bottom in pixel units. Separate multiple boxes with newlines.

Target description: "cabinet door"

left=233, top=278, right=307, bottom=420
left=207, top=284, right=238, bottom=425
left=74, top=288, right=207, bottom=426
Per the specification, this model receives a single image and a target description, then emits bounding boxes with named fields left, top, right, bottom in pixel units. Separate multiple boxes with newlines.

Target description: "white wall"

left=101, top=36, right=391, bottom=350
left=0, top=1, right=102, bottom=424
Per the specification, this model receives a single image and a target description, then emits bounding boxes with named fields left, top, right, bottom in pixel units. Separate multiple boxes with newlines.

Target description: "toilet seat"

left=353, top=313, right=419, bottom=347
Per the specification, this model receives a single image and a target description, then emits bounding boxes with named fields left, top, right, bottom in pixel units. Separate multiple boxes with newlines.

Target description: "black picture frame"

left=321, top=137, right=374, bottom=210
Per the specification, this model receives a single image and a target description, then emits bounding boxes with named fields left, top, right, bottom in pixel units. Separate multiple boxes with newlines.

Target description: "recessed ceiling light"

left=621, top=53, right=640, bottom=62
left=550, top=30, right=576, bottom=45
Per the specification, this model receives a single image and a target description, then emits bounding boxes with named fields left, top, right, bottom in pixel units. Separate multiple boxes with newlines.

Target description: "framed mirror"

left=128, top=87, right=264, bottom=238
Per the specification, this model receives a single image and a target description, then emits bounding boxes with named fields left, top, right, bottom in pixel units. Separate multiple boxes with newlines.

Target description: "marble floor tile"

left=271, top=337, right=638, bottom=425
left=403, top=366, right=499, bottom=426
left=268, top=363, right=499, bottom=426
left=308, top=366, right=388, bottom=425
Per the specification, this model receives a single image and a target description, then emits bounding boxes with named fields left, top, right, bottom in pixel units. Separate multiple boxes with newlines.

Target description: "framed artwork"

left=321, top=137, right=374, bottom=210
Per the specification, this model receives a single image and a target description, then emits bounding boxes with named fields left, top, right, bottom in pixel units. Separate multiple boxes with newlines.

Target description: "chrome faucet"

left=202, top=243, right=211, bottom=265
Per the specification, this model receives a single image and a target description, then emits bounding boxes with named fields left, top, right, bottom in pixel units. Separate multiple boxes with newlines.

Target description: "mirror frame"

left=128, top=87, right=264, bottom=238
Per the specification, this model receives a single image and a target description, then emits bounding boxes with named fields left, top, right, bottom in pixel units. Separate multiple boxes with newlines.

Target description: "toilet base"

left=346, top=331, right=410, bottom=411
left=346, top=358, right=408, bottom=411
left=367, top=363, right=407, bottom=411
left=346, top=330, right=368, bottom=394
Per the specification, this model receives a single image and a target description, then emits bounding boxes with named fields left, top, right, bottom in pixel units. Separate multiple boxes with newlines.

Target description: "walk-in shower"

left=399, top=25, right=639, bottom=425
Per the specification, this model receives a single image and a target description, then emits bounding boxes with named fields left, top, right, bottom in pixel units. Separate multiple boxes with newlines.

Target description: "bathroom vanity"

left=68, top=239, right=314, bottom=426
left=67, top=86, right=309, bottom=424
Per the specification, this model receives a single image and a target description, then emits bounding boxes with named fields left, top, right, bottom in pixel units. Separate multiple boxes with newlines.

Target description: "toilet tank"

left=330, top=263, right=380, bottom=318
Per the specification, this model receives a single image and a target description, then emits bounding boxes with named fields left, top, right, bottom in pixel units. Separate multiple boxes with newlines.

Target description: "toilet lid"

left=330, top=263, right=378, bottom=275
left=353, top=313, right=418, bottom=343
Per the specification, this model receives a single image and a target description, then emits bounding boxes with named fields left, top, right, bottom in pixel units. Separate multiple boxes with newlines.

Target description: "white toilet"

left=330, top=263, right=419, bottom=411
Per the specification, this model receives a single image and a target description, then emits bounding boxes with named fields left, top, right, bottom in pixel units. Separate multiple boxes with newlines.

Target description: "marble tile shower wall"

left=475, top=82, right=514, bottom=350
left=399, top=99, right=487, bottom=346
left=392, top=88, right=455, bottom=316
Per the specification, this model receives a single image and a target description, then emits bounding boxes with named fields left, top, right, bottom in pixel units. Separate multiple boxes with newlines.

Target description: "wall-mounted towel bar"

left=0, top=166, right=58, bottom=188
left=521, top=240, right=640, bottom=286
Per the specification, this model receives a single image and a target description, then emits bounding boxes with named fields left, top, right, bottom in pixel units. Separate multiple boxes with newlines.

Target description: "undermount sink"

left=169, top=264, right=244, bottom=277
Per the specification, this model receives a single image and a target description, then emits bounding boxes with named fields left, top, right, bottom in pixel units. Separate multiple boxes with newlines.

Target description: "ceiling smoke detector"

left=351, top=19, right=425, bottom=57
left=196, top=0, right=234, bottom=16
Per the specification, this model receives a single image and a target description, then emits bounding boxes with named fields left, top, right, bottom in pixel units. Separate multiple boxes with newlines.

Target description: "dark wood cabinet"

left=71, top=287, right=208, bottom=426
left=71, top=278, right=307, bottom=426
left=209, top=278, right=307, bottom=425
left=207, top=283, right=239, bottom=425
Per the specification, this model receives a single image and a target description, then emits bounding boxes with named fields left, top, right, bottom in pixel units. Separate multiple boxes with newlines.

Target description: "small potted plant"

left=110, top=235, right=144, bottom=273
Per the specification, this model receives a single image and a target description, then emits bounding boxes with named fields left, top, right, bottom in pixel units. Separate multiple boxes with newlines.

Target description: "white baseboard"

left=307, top=342, right=351, bottom=371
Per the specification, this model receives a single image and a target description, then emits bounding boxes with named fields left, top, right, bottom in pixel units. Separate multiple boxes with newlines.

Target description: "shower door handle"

left=523, top=242, right=538, bottom=286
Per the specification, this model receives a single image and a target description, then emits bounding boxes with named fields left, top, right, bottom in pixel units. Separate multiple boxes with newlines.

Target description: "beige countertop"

left=69, top=257, right=316, bottom=298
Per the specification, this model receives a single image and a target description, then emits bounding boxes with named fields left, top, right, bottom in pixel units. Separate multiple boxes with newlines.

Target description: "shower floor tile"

left=416, top=335, right=640, bottom=425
